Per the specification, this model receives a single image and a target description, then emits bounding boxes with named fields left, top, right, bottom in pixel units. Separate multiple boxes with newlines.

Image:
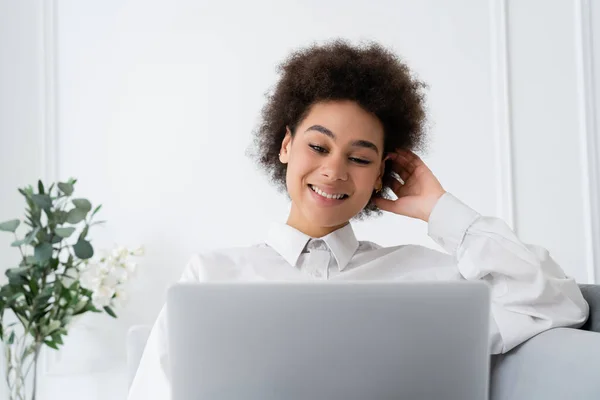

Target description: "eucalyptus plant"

left=0, top=179, right=115, bottom=400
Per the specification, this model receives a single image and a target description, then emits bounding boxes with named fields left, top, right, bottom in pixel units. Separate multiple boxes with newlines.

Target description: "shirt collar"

left=265, top=222, right=359, bottom=271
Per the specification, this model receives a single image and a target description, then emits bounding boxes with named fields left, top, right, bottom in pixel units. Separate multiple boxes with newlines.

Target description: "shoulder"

left=357, top=240, right=454, bottom=263
left=180, top=243, right=275, bottom=281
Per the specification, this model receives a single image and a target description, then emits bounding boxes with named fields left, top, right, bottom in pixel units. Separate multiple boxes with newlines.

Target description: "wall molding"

left=489, top=0, right=516, bottom=232
left=40, top=0, right=62, bottom=376
left=574, top=0, right=599, bottom=284
left=40, top=0, right=58, bottom=185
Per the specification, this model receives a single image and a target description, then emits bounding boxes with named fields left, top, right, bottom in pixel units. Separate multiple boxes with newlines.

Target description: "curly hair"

left=249, top=39, right=429, bottom=219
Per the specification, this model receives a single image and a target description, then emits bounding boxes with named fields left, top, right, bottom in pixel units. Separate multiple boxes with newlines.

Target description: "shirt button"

left=308, top=239, right=325, bottom=250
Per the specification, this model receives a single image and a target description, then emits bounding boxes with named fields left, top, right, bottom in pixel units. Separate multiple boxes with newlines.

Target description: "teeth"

left=310, top=185, right=346, bottom=200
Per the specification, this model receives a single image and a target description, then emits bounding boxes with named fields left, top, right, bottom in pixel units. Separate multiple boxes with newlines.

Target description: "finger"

left=396, top=148, right=422, bottom=162
left=395, top=149, right=425, bottom=169
left=389, top=152, right=417, bottom=175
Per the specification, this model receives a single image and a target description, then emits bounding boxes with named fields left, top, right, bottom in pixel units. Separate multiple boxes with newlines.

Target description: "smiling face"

left=279, top=100, right=386, bottom=237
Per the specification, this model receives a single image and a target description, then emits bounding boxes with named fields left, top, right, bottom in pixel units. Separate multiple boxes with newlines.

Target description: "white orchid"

left=78, top=244, right=144, bottom=310
left=131, top=246, right=145, bottom=256
left=92, top=285, right=116, bottom=308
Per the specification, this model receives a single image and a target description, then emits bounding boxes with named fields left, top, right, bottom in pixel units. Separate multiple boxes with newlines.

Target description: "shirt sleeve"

left=427, top=192, right=590, bottom=354
left=127, top=255, right=203, bottom=400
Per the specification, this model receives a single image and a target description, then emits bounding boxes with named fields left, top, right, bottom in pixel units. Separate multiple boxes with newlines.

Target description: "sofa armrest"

left=579, top=284, right=600, bottom=332
left=490, top=327, right=600, bottom=400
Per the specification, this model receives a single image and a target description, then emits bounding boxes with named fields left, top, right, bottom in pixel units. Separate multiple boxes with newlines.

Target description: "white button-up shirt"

left=127, top=192, right=589, bottom=400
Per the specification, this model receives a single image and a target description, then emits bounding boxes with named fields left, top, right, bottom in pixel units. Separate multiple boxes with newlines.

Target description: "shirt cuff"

left=427, top=192, right=481, bottom=256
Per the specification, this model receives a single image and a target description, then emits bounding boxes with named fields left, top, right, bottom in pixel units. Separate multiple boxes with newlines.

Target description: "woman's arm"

left=428, top=193, right=589, bottom=354
left=375, top=149, right=589, bottom=354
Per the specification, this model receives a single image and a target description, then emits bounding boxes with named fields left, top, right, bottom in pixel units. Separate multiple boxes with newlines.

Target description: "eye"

left=309, top=144, right=328, bottom=153
left=349, top=157, right=371, bottom=165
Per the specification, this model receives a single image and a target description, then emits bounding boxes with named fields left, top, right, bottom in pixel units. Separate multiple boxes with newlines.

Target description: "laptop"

left=167, top=281, right=491, bottom=400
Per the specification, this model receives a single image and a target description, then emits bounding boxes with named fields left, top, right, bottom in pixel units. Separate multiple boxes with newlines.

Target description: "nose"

left=320, top=154, right=348, bottom=182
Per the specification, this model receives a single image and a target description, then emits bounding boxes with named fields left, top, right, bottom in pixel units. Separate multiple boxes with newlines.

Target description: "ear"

left=376, top=153, right=391, bottom=186
left=279, top=126, right=293, bottom=164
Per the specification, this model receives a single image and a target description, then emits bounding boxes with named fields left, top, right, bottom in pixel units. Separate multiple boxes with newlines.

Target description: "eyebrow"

left=304, top=124, right=380, bottom=154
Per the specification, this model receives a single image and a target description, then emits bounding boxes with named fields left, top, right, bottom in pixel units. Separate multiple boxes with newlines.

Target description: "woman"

left=127, top=40, right=588, bottom=399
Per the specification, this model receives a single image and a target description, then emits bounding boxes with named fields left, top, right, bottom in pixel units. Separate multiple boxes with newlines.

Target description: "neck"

left=286, top=205, right=348, bottom=238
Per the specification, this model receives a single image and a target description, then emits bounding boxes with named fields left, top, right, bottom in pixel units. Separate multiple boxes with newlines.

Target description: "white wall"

left=0, top=0, right=46, bottom=397
left=1, top=0, right=599, bottom=399
left=508, top=0, right=600, bottom=291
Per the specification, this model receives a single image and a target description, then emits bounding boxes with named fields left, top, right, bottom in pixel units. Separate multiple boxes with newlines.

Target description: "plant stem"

left=31, top=343, right=40, bottom=400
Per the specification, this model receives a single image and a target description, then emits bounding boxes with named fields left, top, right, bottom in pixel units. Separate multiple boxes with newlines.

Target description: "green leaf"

left=29, top=279, right=39, bottom=296
left=79, top=225, right=89, bottom=240
left=57, top=182, right=73, bottom=196
left=52, top=333, right=64, bottom=345
left=38, top=180, right=45, bottom=194
left=32, top=194, right=52, bottom=209
left=73, top=239, right=94, bottom=259
left=24, top=256, right=37, bottom=266
left=103, top=306, right=117, bottom=318
left=55, top=227, right=76, bottom=238
left=7, top=292, right=24, bottom=305
left=73, top=299, right=87, bottom=313
left=43, top=340, right=59, bottom=350
left=49, top=258, right=59, bottom=271
left=36, top=229, right=48, bottom=243
left=34, top=243, right=53, bottom=263
left=54, top=210, right=68, bottom=224
left=6, top=267, right=30, bottom=277
left=91, top=204, right=102, bottom=217
left=41, top=285, right=54, bottom=297
left=72, top=198, right=91, bottom=212
left=8, top=276, right=27, bottom=286
left=11, top=238, right=27, bottom=247
left=0, top=219, right=20, bottom=233
left=23, top=346, right=37, bottom=359
left=11, top=227, right=40, bottom=247
left=42, top=320, right=61, bottom=336
left=7, top=331, right=15, bottom=345
left=66, top=208, right=87, bottom=224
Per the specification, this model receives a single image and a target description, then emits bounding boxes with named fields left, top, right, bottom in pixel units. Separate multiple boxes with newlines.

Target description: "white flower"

left=80, top=261, right=100, bottom=274
left=112, top=288, right=129, bottom=308
left=102, top=271, right=120, bottom=288
left=111, top=245, right=128, bottom=260
left=79, top=264, right=102, bottom=292
left=103, top=257, right=115, bottom=270
left=131, top=246, right=145, bottom=256
left=76, top=243, right=144, bottom=312
left=92, top=285, right=115, bottom=308
left=113, top=266, right=130, bottom=283
left=125, top=261, right=137, bottom=275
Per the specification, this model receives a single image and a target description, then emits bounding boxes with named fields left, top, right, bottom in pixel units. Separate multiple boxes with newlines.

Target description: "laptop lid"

left=167, top=281, right=491, bottom=400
